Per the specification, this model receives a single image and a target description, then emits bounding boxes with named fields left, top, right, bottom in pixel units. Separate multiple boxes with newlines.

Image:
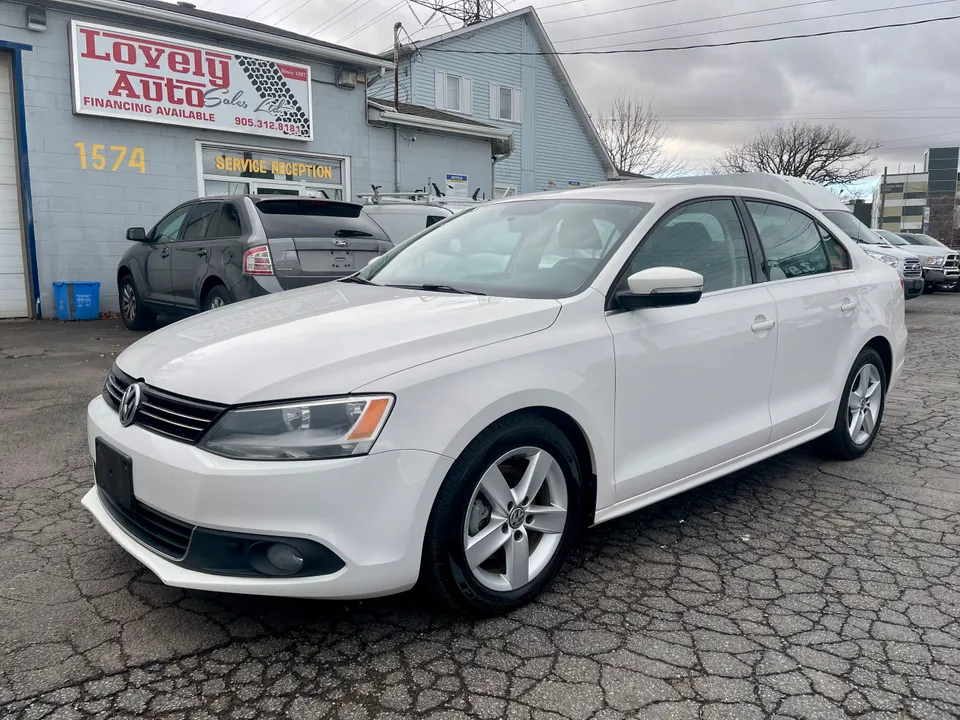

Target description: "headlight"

left=199, top=395, right=394, bottom=460
left=868, top=252, right=899, bottom=268
left=925, top=256, right=945, bottom=266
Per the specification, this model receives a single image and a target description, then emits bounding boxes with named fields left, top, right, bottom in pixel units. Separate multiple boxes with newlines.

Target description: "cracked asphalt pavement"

left=0, top=296, right=958, bottom=720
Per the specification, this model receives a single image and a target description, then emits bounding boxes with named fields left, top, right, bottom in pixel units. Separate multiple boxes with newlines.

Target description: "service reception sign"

left=69, top=21, right=313, bottom=140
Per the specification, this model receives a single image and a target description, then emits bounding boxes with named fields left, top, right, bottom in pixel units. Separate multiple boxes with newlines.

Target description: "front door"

left=143, top=204, right=191, bottom=305
left=606, top=198, right=779, bottom=501
left=743, top=200, right=861, bottom=441
left=171, top=202, right=221, bottom=309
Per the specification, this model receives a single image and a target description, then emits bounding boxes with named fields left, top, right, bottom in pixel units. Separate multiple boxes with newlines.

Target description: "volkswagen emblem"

left=333, top=239, right=349, bottom=247
left=118, top=383, right=142, bottom=427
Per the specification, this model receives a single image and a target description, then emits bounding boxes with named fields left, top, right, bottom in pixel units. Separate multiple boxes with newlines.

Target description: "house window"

left=489, top=83, right=522, bottom=123
left=499, top=86, right=513, bottom=120
left=435, top=71, right=472, bottom=114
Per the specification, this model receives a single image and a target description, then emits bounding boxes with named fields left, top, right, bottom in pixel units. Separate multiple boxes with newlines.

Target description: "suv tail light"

left=243, top=245, right=274, bottom=276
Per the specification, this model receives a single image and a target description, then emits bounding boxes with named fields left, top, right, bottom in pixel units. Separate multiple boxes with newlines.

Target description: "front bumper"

left=921, top=267, right=958, bottom=283
left=904, top=277, right=924, bottom=299
left=83, top=396, right=453, bottom=599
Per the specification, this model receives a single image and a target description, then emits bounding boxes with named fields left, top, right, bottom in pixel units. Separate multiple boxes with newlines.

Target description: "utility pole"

left=878, top=166, right=887, bottom=229
left=393, top=22, right=402, bottom=111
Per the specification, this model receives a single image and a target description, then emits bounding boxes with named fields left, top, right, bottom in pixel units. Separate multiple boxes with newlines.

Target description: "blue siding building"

left=369, top=7, right=617, bottom=197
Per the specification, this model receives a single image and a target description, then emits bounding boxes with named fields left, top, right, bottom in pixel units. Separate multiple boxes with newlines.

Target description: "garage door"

left=0, top=53, right=27, bottom=319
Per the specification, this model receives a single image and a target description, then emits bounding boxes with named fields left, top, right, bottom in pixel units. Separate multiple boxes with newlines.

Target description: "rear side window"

left=818, top=225, right=851, bottom=271
left=255, top=199, right=388, bottom=240
left=746, top=201, right=829, bottom=280
left=213, top=203, right=243, bottom=238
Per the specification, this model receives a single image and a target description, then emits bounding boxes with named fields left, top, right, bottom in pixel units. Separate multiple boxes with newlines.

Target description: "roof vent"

left=177, top=2, right=197, bottom=8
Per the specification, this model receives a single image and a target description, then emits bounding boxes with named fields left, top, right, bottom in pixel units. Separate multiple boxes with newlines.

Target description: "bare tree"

left=594, top=92, right=685, bottom=177
left=711, top=122, right=879, bottom=187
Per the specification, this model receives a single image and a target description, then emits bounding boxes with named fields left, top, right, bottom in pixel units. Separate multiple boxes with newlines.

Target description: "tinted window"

left=818, top=224, right=851, bottom=271
left=361, top=199, right=652, bottom=299
left=624, top=199, right=752, bottom=293
left=181, top=202, right=220, bottom=241
left=747, top=202, right=829, bottom=280
left=151, top=205, right=192, bottom=243
left=426, top=215, right=446, bottom=228
left=255, top=199, right=387, bottom=240
left=214, top=203, right=243, bottom=238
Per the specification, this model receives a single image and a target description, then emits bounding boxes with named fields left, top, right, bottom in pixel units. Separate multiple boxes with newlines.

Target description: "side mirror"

left=616, top=267, right=703, bottom=310
left=126, top=227, right=148, bottom=242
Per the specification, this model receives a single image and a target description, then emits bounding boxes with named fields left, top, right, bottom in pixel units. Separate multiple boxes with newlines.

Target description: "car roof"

left=362, top=203, right=453, bottom=214
left=192, top=195, right=363, bottom=208
left=494, top=181, right=831, bottom=213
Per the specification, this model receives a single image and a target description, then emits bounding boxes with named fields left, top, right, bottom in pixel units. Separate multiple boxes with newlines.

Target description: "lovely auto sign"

left=69, top=21, right=313, bottom=140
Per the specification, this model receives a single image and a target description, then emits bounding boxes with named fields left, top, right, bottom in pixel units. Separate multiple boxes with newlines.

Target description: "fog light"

left=265, top=543, right=304, bottom=574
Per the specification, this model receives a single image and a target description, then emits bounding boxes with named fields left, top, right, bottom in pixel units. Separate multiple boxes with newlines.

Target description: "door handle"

left=160, top=249, right=169, bottom=258
left=195, top=249, right=207, bottom=257
left=841, top=299, right=857, bottom=312
left=751, top=320, right=775, bottom=332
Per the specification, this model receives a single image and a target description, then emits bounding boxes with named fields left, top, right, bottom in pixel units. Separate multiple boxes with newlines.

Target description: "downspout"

left=395, top=126, right=401, bottom=193
left=393, top=22, right=402, bottom=192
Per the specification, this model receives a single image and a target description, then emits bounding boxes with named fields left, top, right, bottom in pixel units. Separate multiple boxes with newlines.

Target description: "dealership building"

left=0, top=0, right=515, bottom=318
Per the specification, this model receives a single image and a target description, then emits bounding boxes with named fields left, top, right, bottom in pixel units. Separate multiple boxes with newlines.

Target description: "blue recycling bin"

left=53, top=281, right=100, bottom=321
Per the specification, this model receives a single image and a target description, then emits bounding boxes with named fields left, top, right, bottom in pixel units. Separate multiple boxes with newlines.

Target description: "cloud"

left=199, top=0, right=960, bottom=175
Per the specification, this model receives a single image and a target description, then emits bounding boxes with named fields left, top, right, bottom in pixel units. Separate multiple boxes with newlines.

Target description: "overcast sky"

left=192, top=0, right=960, bottom=186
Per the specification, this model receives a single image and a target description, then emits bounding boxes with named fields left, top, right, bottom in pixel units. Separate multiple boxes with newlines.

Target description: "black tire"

left=118, top=275, right=156, bottom=331
left=939, top=281, right=958, bottom=292
left=202, top=285, right=231, bottom=311
left=923, top=283, right=936, bottom=294
left=816, top=347, right=887, bottom=460
left=420, top=414, right=583, bottom=616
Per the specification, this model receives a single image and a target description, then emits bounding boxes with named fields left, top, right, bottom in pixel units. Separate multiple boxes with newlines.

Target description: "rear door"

left=254, top=199, right=393, bottom=289
left=744, top=200, right=861, bottom=442
left=171, top=201, right=221, bottom=309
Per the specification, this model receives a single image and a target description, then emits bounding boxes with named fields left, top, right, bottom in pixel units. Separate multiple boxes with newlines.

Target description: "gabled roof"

left=39, top=0, right=391, bottom=69
left=390, top=7, right=617, bottom=178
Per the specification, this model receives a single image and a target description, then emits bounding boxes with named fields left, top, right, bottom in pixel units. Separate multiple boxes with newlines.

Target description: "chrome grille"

left=103, top=366, right=226, bottom=444
left=945, top=253, right=959, bottom=270
left=903, top=259, right=922, bottom=277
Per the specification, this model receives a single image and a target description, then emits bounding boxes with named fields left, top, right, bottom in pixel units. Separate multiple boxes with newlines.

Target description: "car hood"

left=115, top=283, right=561, bottom=404
left=860, top=244, right=919, bottom=260
left=906, top=246, right=955, bottom=258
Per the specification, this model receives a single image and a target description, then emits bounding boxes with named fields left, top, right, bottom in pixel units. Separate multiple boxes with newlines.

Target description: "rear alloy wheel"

left=421, top=415, right=582, bottom=615
left=203, top=285, right=231, bottom=311
left=817, top=347, right=886, bottom=460
left=119, top=276, right=156, bottom=331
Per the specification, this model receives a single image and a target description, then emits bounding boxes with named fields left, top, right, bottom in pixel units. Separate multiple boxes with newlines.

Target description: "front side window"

left=151, top=205, right=192, bottom=243
left=746, top=201, right=829, bottom=280
left=446, top=75, right=461, bottom=112
left=181, top=202, right=221, bottom=241
left=624, top=199, right=752, bottom=293
left=359, top=199, right=651, bottom=299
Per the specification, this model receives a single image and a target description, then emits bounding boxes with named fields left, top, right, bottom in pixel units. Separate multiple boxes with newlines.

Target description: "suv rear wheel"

left=203, top=285, right=231, bottom=311
left=119, top=275, right=156, bottom=331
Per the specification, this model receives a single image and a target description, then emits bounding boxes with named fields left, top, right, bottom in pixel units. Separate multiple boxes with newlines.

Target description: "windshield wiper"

left=338, top=274, right=378, bottom=285
left=388, top=283, right=486, bottom=295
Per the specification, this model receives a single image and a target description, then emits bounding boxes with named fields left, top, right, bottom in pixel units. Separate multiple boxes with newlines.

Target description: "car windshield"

left=875, top=229, right=904, bottom=247
left=821, top=210, right=888, bottom=246
left=907, top=233, right=947, bottom=248
left=358, top=198, right=653, bottom=298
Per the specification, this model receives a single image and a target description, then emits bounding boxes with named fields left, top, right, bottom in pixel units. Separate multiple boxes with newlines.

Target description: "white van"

left=362, top=203, right=454, bottom=245
left=648, top=173, right=924, bottom=300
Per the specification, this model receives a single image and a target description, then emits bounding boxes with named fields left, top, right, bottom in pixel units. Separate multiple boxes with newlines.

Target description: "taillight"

left=900, top=277, right=905, bottom=292
left=243, top=245, right=274, bottom=276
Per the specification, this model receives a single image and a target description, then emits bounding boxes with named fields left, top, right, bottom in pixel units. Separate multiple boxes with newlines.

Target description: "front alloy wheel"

left=421, top=415, right=582, bottom=615
left=463, top=447, right=568, bottom=592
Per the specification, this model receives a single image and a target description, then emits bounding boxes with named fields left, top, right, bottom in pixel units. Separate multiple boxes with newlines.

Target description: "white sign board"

left=445, top=173, right=468, bottom=199
left=69, top=21, right=313, bottom=140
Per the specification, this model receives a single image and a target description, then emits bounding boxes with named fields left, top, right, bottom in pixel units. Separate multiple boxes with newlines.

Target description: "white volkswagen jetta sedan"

left=84, top=183, right=906, bottom=615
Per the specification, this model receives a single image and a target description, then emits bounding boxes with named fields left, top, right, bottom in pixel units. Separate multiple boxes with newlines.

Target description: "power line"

left=554, top=0, right=839, bottom=46
left=543, top=0, right=676, bottom=25
left=337, top=1, right=405, bottom=43
left=309, top=0, right=374, bottom=36
left=420, top=14, right=960, bottom=55
left=559, top=0, right=958, bottom=51
left=599, top=115, right=960, bottom=123
left=268, top=0, right=315, bottom=26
